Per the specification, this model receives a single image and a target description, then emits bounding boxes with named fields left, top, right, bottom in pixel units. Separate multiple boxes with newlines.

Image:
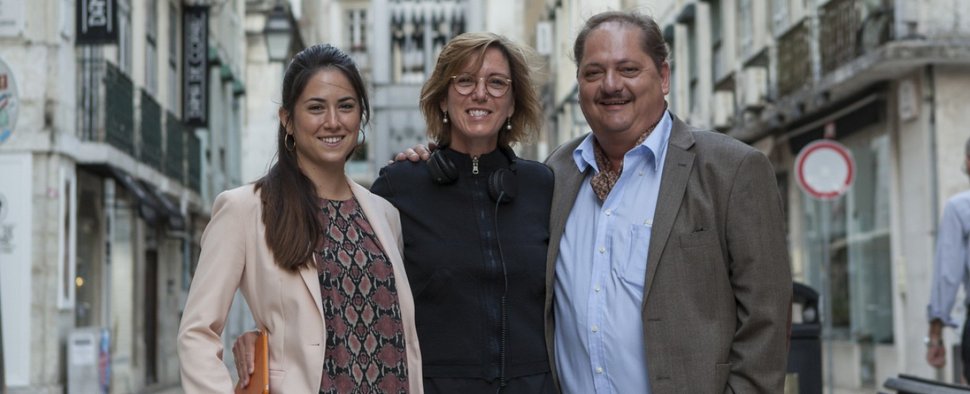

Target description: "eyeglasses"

left=450, top=73, right=512, bottom=98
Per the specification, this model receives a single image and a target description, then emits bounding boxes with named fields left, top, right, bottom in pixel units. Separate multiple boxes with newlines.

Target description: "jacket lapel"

left=297, top=180, right=393, bottom=325
left=299, top=252, right=324, bottom=322
left=267, top=184, right=321, bottom=321
left=349, top=180, right=399, bottom=268
left=642, top=117, right=695, bottom=307
left=543, top=136, right=588, bottom=390
left=545, top=136, right=589, bottom=287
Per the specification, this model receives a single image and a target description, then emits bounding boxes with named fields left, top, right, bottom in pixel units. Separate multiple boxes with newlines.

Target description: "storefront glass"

left=800, top=128, right=892, bottom=385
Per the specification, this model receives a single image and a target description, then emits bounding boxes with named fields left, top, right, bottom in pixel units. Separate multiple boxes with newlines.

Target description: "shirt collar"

left=572, top=110, right=672, bottom=173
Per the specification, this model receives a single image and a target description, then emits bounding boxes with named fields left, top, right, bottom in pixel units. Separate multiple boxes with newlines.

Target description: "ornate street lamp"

left=264, top=5, right=293, bottom=63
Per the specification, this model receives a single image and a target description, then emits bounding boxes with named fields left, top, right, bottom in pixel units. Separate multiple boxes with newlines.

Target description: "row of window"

left=669, top=0, right=890, bottom=128
left=110, top=0, right=244, bottom=113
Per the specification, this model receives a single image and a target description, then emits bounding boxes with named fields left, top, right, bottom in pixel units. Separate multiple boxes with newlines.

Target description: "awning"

left=138, top=181, right=186, bottom=231
left=79, top=164, right=162, bottom=224
left=78, top=164, right=184, bottom=229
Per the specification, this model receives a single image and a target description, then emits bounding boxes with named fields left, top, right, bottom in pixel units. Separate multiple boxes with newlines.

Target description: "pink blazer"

left=177, top=182, right=423, bottom=393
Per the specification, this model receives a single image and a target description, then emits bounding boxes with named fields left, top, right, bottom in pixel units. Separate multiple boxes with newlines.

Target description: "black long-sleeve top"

left=371, top=147, right=554, bottom=385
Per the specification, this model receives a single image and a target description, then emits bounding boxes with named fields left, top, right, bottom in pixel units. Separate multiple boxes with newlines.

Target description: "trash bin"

left=787, top=282, right=822, bottom=394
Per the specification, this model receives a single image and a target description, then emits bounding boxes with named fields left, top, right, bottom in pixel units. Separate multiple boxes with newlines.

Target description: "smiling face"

left=440, top=47, right=515, bottom=154
left=281, top=68, right=362, bottom=175
left=577, top=21, right=669, bottom=147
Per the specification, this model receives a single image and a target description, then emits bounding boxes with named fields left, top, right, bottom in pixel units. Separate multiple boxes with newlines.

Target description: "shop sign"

left=183, top=6, right=209, bottom=127
left=76, top=0, right=118, bottom=45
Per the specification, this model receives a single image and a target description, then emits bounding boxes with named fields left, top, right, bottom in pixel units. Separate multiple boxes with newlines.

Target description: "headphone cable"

left=494, top=191, right=509, bottom=393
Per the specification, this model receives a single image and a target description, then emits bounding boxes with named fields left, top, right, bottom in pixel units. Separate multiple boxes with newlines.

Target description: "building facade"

left=0, top=0, right=247, bottom=392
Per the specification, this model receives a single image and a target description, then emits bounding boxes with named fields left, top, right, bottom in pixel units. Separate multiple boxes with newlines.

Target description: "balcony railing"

left=140, top=90, right=162, bottom=170
left=78, top=50, right=199, bottom=197
left=187, top=129, right=201, bottom=193
left=777, top=20, right=812, bottom=97
left=105, top=63, right=135, bottom=154
left=165, top=111, right=184, bottom=182
left=820, top=0, right=894, bottom=74
left=78, top=49, right=104, bottom=142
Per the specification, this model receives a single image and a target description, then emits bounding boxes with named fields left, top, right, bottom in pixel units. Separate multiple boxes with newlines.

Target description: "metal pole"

left=820, top=199, right=834, bottom=394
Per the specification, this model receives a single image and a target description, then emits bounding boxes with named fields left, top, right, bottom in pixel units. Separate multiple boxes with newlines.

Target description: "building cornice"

left=729, top=39, right=970, bottom=143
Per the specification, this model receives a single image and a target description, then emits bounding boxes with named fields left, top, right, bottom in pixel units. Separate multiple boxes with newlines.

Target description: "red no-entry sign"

left=795, top=140, right=855, bottom=200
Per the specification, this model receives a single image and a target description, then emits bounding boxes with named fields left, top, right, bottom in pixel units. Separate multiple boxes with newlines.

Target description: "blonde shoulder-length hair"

left=420, top=32, right=543, bottom=148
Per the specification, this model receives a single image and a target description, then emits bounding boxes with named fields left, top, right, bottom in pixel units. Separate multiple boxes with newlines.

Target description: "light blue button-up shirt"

left=554, top=111, right=671, bottom=394
left=928, top=189, right=970, bottom=327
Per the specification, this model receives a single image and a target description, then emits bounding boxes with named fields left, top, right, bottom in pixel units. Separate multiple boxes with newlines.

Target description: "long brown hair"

left=420, top=32, right=543, bottom=148
left=254, top=44, right=370, bottom=271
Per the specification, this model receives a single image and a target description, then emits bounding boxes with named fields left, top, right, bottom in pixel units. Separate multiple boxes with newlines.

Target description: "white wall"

left=485, top=0, right=525, bottom=42
left=242, top=55, right=282, bottom=184
left=0, top=153, right=34, bottom=387
left=933, top=66, right=970, bottom=201
left=892, top=69, right=948, bottom=381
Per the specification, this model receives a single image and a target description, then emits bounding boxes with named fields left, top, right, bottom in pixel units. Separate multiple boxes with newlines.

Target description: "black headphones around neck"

left=427, top=145, right=518, bottom=204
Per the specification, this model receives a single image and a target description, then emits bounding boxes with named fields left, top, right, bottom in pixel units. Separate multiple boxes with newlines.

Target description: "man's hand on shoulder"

left=389, top=142, right=436, bottom=164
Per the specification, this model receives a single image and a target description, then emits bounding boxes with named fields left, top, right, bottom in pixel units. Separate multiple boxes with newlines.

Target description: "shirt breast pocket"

left=617, top=223, right=650, bottom=287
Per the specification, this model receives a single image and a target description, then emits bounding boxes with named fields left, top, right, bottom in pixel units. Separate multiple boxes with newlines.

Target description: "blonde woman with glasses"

left=371, top=31, right=554, bottom=393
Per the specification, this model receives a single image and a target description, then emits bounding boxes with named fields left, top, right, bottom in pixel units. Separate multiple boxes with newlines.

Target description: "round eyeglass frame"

left=449, top=74, right=513, bottom=98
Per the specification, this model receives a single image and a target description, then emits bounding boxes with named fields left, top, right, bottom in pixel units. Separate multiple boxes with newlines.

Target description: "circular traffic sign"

left=795, top=139, right=855, bottom=200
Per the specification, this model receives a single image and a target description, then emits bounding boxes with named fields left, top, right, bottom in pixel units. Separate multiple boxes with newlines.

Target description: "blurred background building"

left=2, top=0, right=970, bottom=393
left=645, top=0, right=970, bottom=391
left=0, top=0, right=250, bottom=392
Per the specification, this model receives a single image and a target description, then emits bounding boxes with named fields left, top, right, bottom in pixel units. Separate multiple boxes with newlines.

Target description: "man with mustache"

left=541, top=10, right=792, bottom=393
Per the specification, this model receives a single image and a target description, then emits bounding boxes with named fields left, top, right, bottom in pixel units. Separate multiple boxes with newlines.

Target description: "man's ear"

left=660, top=62, right=671, bottom=96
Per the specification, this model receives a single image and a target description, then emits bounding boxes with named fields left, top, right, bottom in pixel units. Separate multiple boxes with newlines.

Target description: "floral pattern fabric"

left=316, top=197, right=409, bottom=394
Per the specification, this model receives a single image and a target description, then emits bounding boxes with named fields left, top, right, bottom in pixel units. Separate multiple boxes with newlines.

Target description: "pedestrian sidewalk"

left=145, top=384, right=184, bottom=394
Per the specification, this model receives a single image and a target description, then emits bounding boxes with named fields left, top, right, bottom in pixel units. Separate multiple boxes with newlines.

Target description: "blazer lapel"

left=299, top=254, right=324, bottom=322
left=348, top=181, right=403, bottom=271
left=297, top=180, right=391, bottom=325
left=265, top=185, right=320, bottom=321
left=545, top=136, right=589, bottom=285
left=642, top=117, right=695, bottom=307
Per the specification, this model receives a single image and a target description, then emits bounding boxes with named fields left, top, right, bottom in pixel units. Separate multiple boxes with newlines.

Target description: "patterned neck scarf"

left=590, top=108, right=666, bottom=201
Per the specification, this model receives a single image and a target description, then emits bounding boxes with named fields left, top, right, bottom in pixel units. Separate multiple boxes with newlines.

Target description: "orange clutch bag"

left=235, top=331, right=269, bottom=394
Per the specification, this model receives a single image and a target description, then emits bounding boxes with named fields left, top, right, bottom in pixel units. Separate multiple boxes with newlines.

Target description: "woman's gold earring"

left=506, top=117, right=512, bottom=131
left=443, top=111, right=449, bottom=124
left=284, top=133, right=296, bottom=151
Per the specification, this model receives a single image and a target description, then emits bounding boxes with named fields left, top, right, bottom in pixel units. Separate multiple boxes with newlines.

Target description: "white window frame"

left=145, top=0, right=158, bottom=95
left=168, top=1, right=179, bottom=112
left=117, top=0, right=133, bottom=74
left=739, top=0, right=754, bottom=57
